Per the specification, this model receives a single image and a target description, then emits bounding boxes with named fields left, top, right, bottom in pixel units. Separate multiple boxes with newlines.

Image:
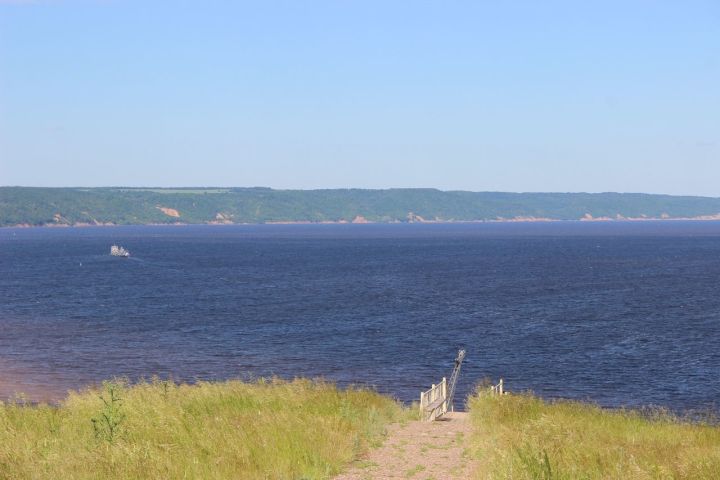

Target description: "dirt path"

left=334, top=412, right=474, bottom=480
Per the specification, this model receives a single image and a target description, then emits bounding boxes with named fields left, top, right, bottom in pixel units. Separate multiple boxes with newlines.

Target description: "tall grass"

left=468, top=389, right=720, bottom=479
left=0, top=378, right=408, bottom=479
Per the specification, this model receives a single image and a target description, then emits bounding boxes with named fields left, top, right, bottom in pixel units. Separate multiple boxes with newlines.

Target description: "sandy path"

left=335, top=412, right=474, bottom=480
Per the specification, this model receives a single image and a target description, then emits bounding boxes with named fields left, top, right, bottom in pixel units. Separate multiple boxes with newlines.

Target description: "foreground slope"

left=3, top=187, right=720, bottom=226
left=0, top=379, right=406, bottom=480
left=468, top=390, right=720, bottom=479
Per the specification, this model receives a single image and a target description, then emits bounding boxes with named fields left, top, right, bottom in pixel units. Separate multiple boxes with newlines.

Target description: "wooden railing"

left=420, top=377, right=447, bottom=421
left=489, top=378, right=504, bottom=395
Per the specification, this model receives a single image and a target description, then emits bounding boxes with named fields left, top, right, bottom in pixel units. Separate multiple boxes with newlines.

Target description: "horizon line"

left=1, top=185, right=719, bottom=199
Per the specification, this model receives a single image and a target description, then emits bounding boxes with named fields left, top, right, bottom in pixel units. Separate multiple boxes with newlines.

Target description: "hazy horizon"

left=1, top=2, right=718, bottom=196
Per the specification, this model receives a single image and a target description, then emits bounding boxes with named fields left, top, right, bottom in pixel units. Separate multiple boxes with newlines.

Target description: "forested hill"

left=2, top=187, right=720, bottom=227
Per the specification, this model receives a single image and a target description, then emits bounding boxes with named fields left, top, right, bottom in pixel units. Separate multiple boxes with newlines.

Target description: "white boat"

left=110, top=245, right=130, bottom=257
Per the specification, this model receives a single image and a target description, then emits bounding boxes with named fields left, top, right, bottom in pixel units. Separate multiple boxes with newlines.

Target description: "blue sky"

left=0, top=1, right=718, bottom=195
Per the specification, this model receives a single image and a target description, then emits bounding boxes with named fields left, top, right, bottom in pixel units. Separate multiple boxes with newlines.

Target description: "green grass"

left=0, top=378, right=408, bottom=479
left=468, top=389, right=720, bottom=479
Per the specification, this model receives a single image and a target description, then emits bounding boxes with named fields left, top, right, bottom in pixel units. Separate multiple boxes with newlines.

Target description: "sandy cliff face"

left=578, top=212, right=720, bottom=222
left=210, top=212, right=233, bottom=224
left=406, top=212, right=428, bottom=223
left=157, top=206, right=181, bottom=218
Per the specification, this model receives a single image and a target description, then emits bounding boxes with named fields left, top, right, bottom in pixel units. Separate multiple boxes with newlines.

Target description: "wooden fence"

left=419, top=377, right=448, bottom=421
left=489, top=378, right=504, bottom=395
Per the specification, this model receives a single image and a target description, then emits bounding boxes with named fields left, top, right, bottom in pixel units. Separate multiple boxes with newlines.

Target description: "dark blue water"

left=1, top=222, right=720, bottom=412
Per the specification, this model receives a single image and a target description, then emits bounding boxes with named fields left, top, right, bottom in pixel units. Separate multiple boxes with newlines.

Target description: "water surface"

left=1, top=222, right=719, bottom=411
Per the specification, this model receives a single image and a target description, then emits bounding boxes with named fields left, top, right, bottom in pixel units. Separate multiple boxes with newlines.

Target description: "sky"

left=0, top=1, right=718, bottom=195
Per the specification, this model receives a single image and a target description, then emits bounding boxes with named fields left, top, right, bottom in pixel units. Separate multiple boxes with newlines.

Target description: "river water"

left=1, top=222, right=719, bottom=412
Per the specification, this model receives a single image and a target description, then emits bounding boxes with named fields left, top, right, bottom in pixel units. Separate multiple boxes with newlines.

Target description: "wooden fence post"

left=441, top=377, right=448, bottom=414
left=420, top=376, right=453, bottom=421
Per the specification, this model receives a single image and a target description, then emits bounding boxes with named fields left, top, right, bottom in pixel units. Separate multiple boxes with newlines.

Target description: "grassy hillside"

left=2, top=187, right=720, bottom=226
left=468, top=389, right=720, bottom=479
left=0, top=378, right=408, bottom=480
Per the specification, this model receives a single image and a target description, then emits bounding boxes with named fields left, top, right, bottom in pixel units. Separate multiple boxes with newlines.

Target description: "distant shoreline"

left=5, top=215, right=720, bottom=229
left=4, top=187, right=720, bottom=228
